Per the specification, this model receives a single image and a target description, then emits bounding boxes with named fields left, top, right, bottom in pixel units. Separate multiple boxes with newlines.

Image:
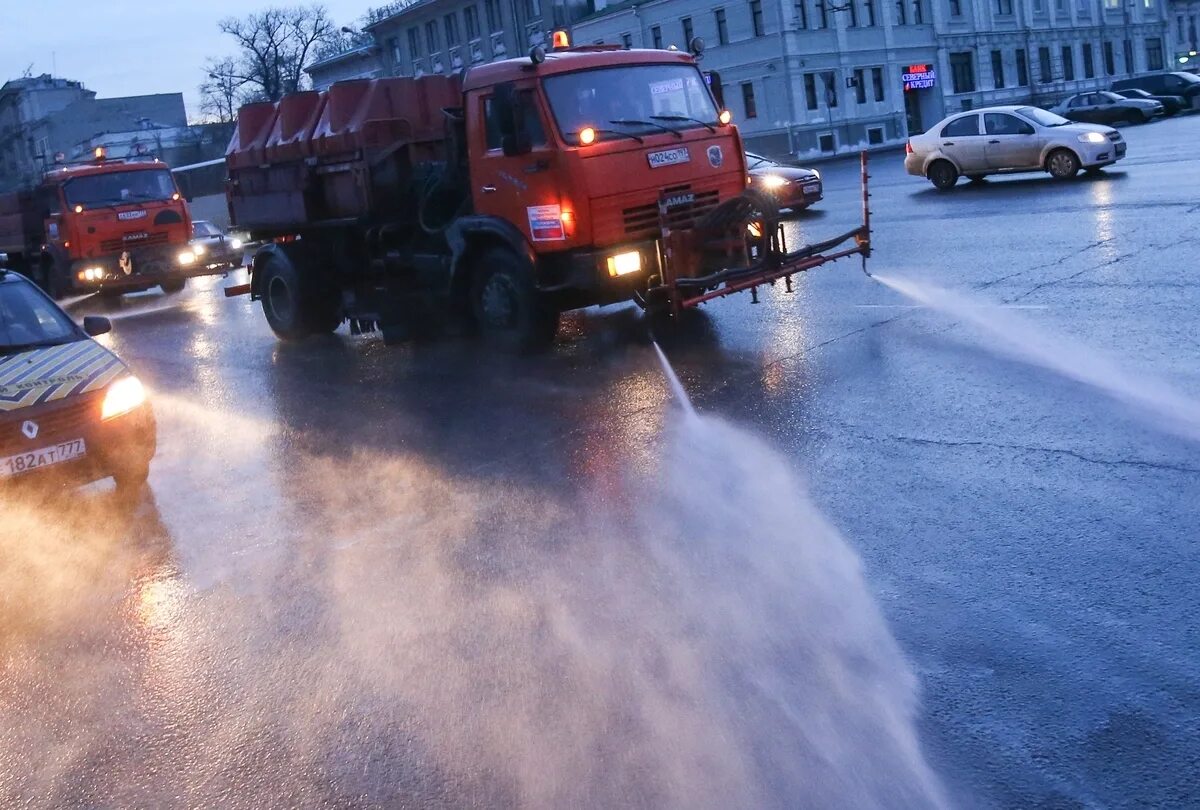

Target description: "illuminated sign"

left=903, top=64, right=937, bottom=91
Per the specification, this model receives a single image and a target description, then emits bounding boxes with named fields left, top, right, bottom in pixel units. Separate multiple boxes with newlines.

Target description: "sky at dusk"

left=1, top=1, right=373, bottom=120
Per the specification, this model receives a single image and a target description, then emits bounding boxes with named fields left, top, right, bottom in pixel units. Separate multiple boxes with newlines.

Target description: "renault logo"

left=21, top=420, right=39, bottom=440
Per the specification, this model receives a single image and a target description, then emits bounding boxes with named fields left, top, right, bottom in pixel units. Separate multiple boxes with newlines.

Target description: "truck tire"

left=160, top=278, right=186, bottom=294
left=258, top=250, right=341, bottom=340
left=470, top=247, right=559, bottom=352
left=40, top=257, right=68, bottom=300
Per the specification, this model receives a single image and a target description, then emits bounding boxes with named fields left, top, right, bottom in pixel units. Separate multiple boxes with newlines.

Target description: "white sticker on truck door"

left=527, top=204, right=565, bottom=241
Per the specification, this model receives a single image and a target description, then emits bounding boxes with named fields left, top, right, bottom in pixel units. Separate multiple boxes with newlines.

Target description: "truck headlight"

left=101, top=376, right=147, bottom=420
left=177, top=250, right=196, bottom=266
left=760, top=174, right=789, bottom=189
left=606, top=251, right=642, bottom=277
left=1078, top=132, right=1107, bottom=144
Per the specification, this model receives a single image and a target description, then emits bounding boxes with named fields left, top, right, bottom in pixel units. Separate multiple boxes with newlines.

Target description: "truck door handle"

left=481, top=185, right=497, bottom=194
left=988, top=139, right=1001, bottom=144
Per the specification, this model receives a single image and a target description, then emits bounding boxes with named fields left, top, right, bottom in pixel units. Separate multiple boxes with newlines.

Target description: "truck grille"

left=99, top=231, right=171, bottom=253
left=0, top=393, right=100, bottom=455
left=622, top=186, right=721, bottom=240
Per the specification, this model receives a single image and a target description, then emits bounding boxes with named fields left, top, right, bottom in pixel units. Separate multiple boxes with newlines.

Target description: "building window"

left=950, top=0, right=962, bottom=15
left=872, top=67, right=885, bottom=100
left=464, top=6, right=479, bottom=40
left=408, top=27, right=422, bottom=57
left=950, top=51, right=975, bottom=93
left=868, top=126, right=884, bottom=144
left=796, top=0, right=809, bottom=27
left=716, top=8, right=729, bottom=44
left=741, top=82, right=758, bottom=118
left=1147, top=37, right=1164, bottom=70
left=819, top=133, right=835, bottom=152
left=524, top=0, right=541, bottom=17
left=805, top=73, right=819, bottom=109
left=992, top=50, right=1005, bottom=88
left=1055, top=0, right=1064, bottom=10
left=823, top=71, right=839, bottom=106
left=388, top=36, right=401, bottom=63
left=1039, top=46, right=1052, bottom=81
left=485, top=0, right=500, bottom=28
left=816, top=0, right=829, bottom=27
left=425, top=21, right=439, bottom=53
left=1083, top=42, right=1095, bottom=77
left=864, top=0, right=877, bottom=25
left=1062, top=45, right=1074, bottom=80
left=751, top=0, right=766, bottom=35
left=1143, top=0, right=1153, bottom=8
left=848, top=0, right=859, bottom=26
left=444, top=13, right=460, bottom=46
left=1180, top=16, right=1187, bottom=43
left=1123, top=38, right=1133, bottom=72
left=651, top=25, right=663, bottom=48
left=1033, top=0, right=1044, bottom=10
left=996, top=0, right=1013, bottom=14
left=1104, top=0, right=1119, bottom=7
left=854, top=68, right=866, bottom=103
left=895, top=0, right=907, bottom=23
left=1104, top=41, right=1115, bottom=74
left=621, top=32, right=632, bottom=48
left=682, top=17, right=694, bottom=45
left=1016, top=48, right=1029, bottom=85
left=1077, top=0, right=1091, bottom=17
left=912, top=0, right=924, bottom=23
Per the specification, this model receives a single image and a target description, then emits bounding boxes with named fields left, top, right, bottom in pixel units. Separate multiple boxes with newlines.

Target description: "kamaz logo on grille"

left=123, top=232, right=149, bottom=241
left=662, top=193, right=695, bottom=209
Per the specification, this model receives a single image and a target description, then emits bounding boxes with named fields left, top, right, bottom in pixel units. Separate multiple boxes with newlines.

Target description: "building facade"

left=1169, top=0, right=1200, bottom=66
left=573, top=0, right=944, bottom=157
left=306, top=43, right=386, bottom=90
left=0, top=75, right=187, bottom=191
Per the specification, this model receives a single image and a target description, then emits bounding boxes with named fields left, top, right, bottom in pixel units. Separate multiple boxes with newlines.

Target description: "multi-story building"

left=0, top=74, right=186, bottom=191
left=1169, top=0, right=1200, bottom=66
left=937, top=0, right=1172, bottom=114
left=306, top=41, right=385, bottom=90
left=572, top=0, right=944, bottom=157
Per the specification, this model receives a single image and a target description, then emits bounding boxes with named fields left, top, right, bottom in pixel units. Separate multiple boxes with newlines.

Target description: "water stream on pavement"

left=873, top=274, right=1200, bottom=442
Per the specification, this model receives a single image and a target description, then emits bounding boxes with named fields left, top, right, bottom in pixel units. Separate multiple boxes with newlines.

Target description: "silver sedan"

left=904, top=105, right=1126, bottom=191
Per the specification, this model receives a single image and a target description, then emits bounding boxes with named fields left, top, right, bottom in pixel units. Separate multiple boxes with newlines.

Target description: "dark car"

left=1112, top=71, right=1200, bottom=112
left=1049, top=91, right=1163, bottom=124
left=190, top=220, right=245, bottom=270
left=0, top=268, right=155, bottom=492
left=745, top=152, right=823, bottom=212
left=1113, top=87, right=1189, bottom=115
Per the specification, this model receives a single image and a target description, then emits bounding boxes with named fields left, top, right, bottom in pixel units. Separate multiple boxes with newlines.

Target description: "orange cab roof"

left=461, top=48, right=698, bottom=92
left=43, top=159, right=166, bottom=183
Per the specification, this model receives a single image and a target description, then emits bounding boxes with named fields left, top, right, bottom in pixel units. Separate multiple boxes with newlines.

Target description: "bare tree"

left=211, top=5, right=336, bottom=103
left=198, top=57, right=245, bottom=123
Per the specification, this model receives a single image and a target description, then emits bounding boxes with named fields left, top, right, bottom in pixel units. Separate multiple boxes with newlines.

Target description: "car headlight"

left=192, top=243, right=206, bottom=257
left=177, top=250, right=196, bottom=266
left=760, top=174, right=789, bottom=190
left=606, top=251, right=642, bottom=277
left=1078, top=132, right=1107, bottom=144
left=811, top=169, right=821, bottom=181
left=230, top=238, right=244, bottom=251
left=101, top=375, right=147, bottom=420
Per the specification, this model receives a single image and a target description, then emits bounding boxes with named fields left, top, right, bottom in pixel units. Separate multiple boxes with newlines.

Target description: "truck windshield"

left=543, top=64, right=719, bottom=144
left=0, top=279, right=79, bottom=353
left=63, top=169, right=177, bottom=208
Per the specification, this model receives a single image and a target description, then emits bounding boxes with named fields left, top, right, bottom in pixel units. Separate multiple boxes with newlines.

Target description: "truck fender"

left=248, top=242, right=285, bottom=299
left=445, top=216, right=535, bottom=302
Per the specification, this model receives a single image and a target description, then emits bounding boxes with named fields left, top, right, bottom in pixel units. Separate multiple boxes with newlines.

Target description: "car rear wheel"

left=470, top=247, right=559, bottom=353
left=1046, top=149, right=1080, bottom=180
left=928, top=160, right=959, bottom=191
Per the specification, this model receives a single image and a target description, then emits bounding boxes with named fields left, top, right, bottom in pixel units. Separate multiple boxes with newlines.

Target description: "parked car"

left=745, top=152, right=823, bottom=212
left=1112, top=71, right=1200, bottom=111
left=905, top=105, right=1125, bottom=191
left=0, top=267, right=155, bottom=492
left=1112, top=87, right=1189, bottom=116
left=1049, top=91, right=1163, bottom=124
left=190, top=220, right=245, bottom=270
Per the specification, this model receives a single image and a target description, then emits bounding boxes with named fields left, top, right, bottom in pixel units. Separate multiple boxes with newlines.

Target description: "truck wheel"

left=258, top=250, right=341, bottom=340
left=1046, top=149, right=1080, bottom=180
left=40, top=258, right=68, bottom=300
left=470, top=248, right=559, bottom=352
left=160, top=278, right=186, bottom=294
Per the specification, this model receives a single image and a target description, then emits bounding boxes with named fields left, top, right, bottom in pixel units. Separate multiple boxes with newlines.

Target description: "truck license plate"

left=0, top=439, right=87, bottom=478
left=647, top=147, right=690, bottom=169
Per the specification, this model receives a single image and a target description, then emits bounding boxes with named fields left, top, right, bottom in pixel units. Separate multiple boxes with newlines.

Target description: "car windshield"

left=64, top=168, right=177, bottom=208
left=0, top=278, right=79, bottom=353
left=1099, top=91, right=1125, bottom=102
left=1017, top=106, right=1070, bottom=127
left=1174, top=72, right=1200, bottom=84
left=1123, top=89, right=1150, bottom=98
left=543, top=64, right=719, bottom=143
left=193, top=221, right=221, bottom=237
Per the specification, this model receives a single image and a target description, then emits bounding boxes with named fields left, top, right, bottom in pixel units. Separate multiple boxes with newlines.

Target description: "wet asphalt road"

left=4, top=115, right=1200, bottom=809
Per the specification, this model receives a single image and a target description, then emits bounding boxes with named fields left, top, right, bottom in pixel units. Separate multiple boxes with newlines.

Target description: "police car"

left=0, top=267, right=155, bottom=491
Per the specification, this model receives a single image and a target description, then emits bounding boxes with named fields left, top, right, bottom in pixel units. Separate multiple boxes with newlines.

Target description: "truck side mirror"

left=494, top=82, right=533, bottom=157
left=0, top=252, right=9, bottom=268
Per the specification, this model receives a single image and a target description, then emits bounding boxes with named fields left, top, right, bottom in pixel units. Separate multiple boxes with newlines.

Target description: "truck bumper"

left=536, top=240, right=661, bottom=308
left=69, top=249, right=225, bottom=292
